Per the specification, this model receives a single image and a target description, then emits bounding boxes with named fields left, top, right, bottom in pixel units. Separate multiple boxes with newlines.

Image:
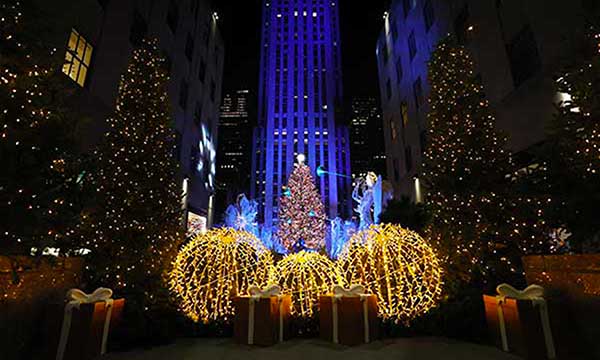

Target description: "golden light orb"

left=270, top=251, right=344, bottom=317
left=169, top=228, right=273, bottom=323
left=338, top=224, right=443, bottom=324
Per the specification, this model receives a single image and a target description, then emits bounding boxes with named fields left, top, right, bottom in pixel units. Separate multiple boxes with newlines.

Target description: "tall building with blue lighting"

left=251, top=0, right=352, bottom=231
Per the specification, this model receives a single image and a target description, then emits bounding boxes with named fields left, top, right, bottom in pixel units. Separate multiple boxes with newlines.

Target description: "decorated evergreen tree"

left=277, top=156, right=326, bottom=252
left=81, top=39, right=184, bottom=337
left=0, top=1, right=84, bottom=254
left=423, top=40, right=551, bottom=284
left=545, top=27, right=600, bottom=251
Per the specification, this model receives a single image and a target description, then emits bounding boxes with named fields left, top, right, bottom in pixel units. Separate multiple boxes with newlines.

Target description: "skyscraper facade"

left=251, top=0, right=351, bottom=230
left=216, top=89, right=253, bottom=214
left=376, top=0, right=592, bottom=201
left=350, top=97, right=386, bottom=182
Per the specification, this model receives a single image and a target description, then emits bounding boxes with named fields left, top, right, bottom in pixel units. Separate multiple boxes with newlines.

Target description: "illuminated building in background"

left=31, top=0, right=224, bottom=226
left=377, top=0, right=591, bottom=201
left=350, top=97, right=386, bottom=183
left=251, top=0, right=352, bottom=230
left=216, top=89, right=253, bottom=214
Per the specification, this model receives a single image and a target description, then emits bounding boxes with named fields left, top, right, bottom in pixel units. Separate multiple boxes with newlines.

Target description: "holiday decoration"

left=43, top=288, right=125, bottom=360
left=483, top=284, right=558, bottom=359
left=270, top=251, right=344, bottom=317
left=224, top=194, right=259, bottom=237
left=543, top=28, right=600, bottom=251
left=277, top=156, right=327, bottom=252
left=339, top=224, right=443, bottom=323
left=80, top=39, right=185, bottom=323
left=233, top=285, right=292, bottom=346
left=422, top=39, right=552, bottom=282
left=170, top=228, right=273, bottom=323
left=0, top=1, right=84, bottom=254
left=319, top=285, right=379, bottom=346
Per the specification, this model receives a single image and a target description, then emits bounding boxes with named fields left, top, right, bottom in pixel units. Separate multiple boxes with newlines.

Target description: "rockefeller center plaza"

left=3, top=0, right=600, bottom=359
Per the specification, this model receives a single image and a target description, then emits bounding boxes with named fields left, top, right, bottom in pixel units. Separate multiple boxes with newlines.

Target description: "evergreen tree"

left=277, top=159, right=326, bottom=252
left=545, top=27, right=600, bottom=251
left=82, top=39, right=184, bottom=338
left=0, top=1, right=84, bottom=254
left=423, top=40, right=551, bottom=284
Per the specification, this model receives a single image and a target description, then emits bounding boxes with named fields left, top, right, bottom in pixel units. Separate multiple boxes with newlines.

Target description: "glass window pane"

left=77, top=65, right=87, bottom=87
left=70, top=59, right=80, bottom=80
left=68, top=31, right=78, bottom=51
left=84, top=45, right=93, bottom=65
left=64, top=52, right=73, bottom=63
left=62, top=63, right=71, bottom=76
left=76, top=39, right=86, bottom=59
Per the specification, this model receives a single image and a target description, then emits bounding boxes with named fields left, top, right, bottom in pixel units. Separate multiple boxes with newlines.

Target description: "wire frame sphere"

left=270, top=251, right=344, bottom=317
left=169, top=228, right=273, bottom=323
left=339, top=224, right=443, bottom=323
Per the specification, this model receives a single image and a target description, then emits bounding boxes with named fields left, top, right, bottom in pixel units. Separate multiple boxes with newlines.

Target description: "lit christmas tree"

left=277, top=155, right=326, bottom=252
left=0, top=1, right=83, bottom=254
left=81, top=39, right=184, bottom=323
left=544, top=27, right=600, bottom=251
left=423, top=40, right=551, bottom=283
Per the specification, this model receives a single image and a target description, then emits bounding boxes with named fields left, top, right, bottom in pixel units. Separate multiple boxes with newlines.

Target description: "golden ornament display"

left=339, top=224, right=443, bottom=323
left=169, top=228, right=273, bottom=323
left=270, top=251, right=344, bottom=317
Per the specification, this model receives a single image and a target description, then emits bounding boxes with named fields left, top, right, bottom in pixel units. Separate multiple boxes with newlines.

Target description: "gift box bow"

left=496, top=284, right=544, bottom=300
left=56, top=288, right=115, bottom=360
left=248, top=284, right=281, bottom=298
left=333, top=284, right=368, bottom=298
left=494, top=283, right=555, bottom=359
left=66, top=287, right=113, bottom=308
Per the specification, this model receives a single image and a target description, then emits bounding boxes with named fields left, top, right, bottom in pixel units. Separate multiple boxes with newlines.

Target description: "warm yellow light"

left=339, top=224, right=443, bottom=324
left=169, top=228, right=273, bottom=323
left=270, top=251, right=344, bottom=317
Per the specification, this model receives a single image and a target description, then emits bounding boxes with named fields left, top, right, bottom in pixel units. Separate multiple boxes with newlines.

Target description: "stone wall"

left=0, top=256, right=84, bottom=360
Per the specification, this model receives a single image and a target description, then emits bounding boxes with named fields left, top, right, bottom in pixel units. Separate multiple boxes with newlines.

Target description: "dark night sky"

left=215, top=1, right=390, bottom=105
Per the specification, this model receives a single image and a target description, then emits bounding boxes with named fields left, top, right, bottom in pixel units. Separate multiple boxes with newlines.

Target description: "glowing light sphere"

left=170, top=228, right=273, bottom=323
left=339, top=224, right=443, bottom=324
left=270, top=251, right=344, bottom=317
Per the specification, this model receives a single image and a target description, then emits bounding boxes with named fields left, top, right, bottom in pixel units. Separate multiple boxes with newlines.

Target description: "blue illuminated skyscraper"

left=251, top=0, right=352, bottom=231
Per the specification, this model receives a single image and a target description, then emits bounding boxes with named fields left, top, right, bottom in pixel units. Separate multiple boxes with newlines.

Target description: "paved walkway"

left=104, top=337, right=522, bottom=360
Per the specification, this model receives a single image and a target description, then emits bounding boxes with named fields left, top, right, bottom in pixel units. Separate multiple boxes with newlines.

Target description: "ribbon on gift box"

left=495, top=284, right=556, bottom=360
left=331, top=284, right=371, bottom=344
left=247, top=284, right=285, bottom=345
left=55, top=288, right=114, bottom=360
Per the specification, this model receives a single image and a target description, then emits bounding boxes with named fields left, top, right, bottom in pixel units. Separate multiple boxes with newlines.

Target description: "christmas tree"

left=277, top=156, right=326, bottom=252
left=423, top=40, right=551, bottom=283
left=0, top=1, right=84, bottom=254
left=544, top=27, right=600, bottom=251
left=81, top=39, right=184, bottom=333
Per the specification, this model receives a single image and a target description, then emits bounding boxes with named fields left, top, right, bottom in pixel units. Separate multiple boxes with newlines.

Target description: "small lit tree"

left=277, top=157, right=326, bottom=252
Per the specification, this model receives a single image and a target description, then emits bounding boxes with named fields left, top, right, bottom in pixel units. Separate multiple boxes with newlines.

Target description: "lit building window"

left=62, top=29, right=93, bottom=87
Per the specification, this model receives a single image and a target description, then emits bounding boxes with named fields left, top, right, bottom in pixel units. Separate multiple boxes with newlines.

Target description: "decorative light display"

left=224, top=194, right=259, bottom=237
left=422, top=40, right=553, bottom=280
left=339, top=224, right=443, bottom=324
left=276, top=159, right=327, bottom=252
left=170, top=228, right=273, bottom=323
left=270, top=251, right=343, bottom=317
